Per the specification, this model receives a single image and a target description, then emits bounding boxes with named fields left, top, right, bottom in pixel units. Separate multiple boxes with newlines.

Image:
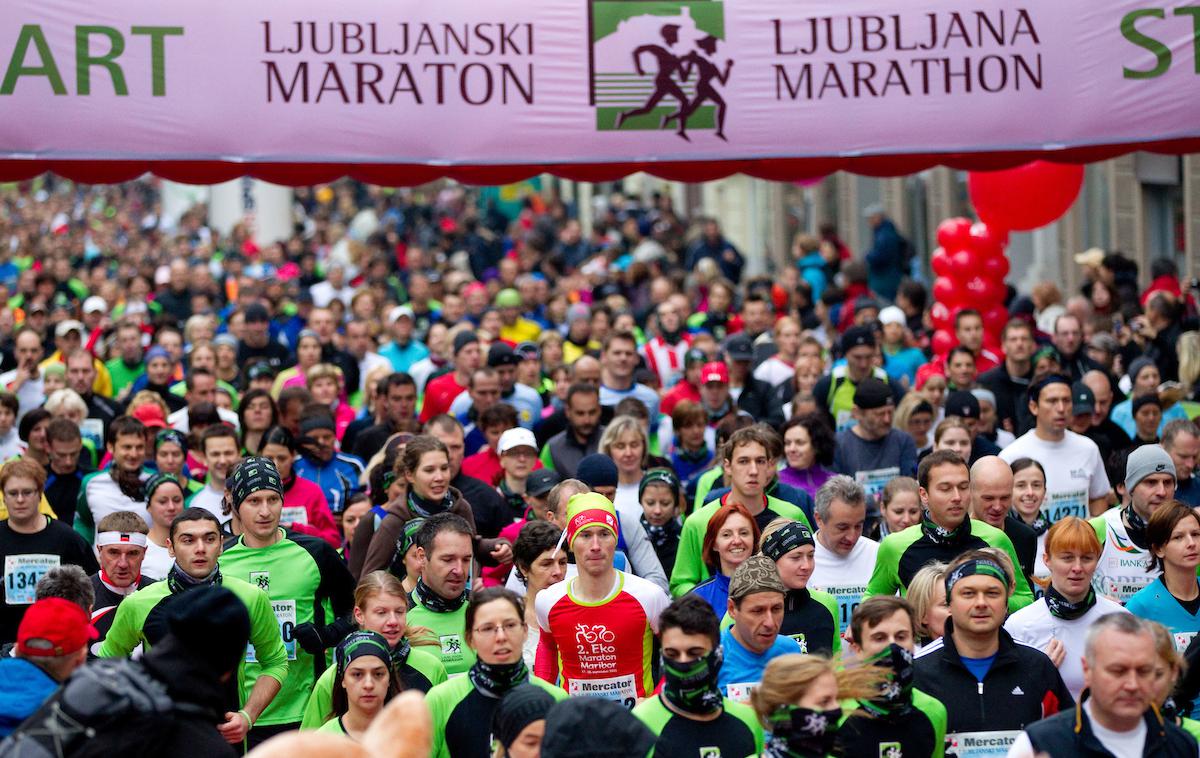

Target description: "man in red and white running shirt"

left=535, top=492, right=669, bottom=708
left=641, top=302, right=692, bottom=389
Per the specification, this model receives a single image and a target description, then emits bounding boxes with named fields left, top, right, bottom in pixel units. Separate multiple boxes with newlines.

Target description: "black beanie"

left=164, top=586, right=250, bottom=675
left=492, top=684, right=557, bottom=750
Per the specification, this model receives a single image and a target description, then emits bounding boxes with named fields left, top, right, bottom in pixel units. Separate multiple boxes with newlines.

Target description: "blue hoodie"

left=797, top=251, right=828, bottom=300
left=0, top=658, right=58, bottom=736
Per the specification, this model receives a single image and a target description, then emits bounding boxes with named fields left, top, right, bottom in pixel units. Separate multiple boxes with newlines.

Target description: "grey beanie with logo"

left=1125, top=445, right=1176, bottom=493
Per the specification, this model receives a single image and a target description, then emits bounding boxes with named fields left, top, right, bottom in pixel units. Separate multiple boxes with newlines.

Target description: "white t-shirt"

left=141, top=539, right=173, bottom=581
left=809, top=536, right=879, bottom=631
left=1007, top=700, right=1149, bottom=758
left=1000, top=431, right=1110, bottom=523
left=1004, top=594, right=1128, bottom=700
left=188, top=484, right=230, bottom=525
left=614, top=482, right=642, bottom=525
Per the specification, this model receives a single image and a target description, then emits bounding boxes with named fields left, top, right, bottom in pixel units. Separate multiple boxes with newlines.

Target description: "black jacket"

left=914, top=622, right=1073, bottom=734
left=112, top=636, right=236, bottom=758
left=1025, top=692, right=1197, bottom=757
left=979, top=364, right=1032, bottom=434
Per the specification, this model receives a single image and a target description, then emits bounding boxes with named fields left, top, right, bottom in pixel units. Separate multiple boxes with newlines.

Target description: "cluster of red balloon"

left=929, top=219, right=1010, bottom=355
left=927, top=161, right=1086, bottom=357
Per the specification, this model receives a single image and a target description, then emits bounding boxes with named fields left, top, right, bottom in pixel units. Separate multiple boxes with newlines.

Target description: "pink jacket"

left=281, top=474, right=340, bottom=549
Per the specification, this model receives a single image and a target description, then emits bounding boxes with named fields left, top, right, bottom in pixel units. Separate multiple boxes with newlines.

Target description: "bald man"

left=1080, top=370, right=1131, bottom=462
left=970, top=456, right=1037, bottom=583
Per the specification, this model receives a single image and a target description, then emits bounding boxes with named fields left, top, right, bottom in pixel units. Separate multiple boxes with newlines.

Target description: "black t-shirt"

left=648, top=705, right=758, bottom=758
left=782, top=588, right=837, bottom=655
left=237, top=340, right=293, bottom=371
left=0, top=518, right=99, bottom=642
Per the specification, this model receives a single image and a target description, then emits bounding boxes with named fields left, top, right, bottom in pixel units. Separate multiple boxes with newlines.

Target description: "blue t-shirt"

left=961, top=653, right=997, bottom=683
left=1126, top=576, right=1200, bottom=648
left=718, top=626, right=802, bottom=701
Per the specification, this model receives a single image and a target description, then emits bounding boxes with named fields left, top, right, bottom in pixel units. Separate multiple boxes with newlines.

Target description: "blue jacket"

left=796, top=252, right=828, bottom=300
left=294, top=452, right=363, bottom=515
left=692, top=572, right=731, bottom=620
left=0, top=658, right=58, bottom=737
left=865, top=218, right=905, bottom=301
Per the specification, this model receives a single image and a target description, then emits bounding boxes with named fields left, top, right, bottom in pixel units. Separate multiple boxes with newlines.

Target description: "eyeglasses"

left=472, top=620, right=523, bottom=638
left=4, top=489, right=37, bottom=501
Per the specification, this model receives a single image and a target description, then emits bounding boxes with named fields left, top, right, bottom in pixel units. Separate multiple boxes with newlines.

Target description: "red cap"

left=130, top=403, right=168, bottom=429
left=17, top=598, right=97, bottom=657
left=700, top=361, right=729, bottom=385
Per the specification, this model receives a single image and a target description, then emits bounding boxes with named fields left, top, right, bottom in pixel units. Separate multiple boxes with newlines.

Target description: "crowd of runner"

left=1, top=175, right=1200, bottom=756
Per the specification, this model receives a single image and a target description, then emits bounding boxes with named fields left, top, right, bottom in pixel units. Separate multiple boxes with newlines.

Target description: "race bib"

left=726, top=682, right=756, bottom=704
left=246, top=599, right=298, bottom=662
left=4, top=554, right=59, bottom=605
left=1039, top=489, right=1087, bottom=522
left=945, top=730, right=1020, bottom=757
left=568, top=674, right=638, bottom=709
left=856, top=468, right=900, bottom=503
left=811, top=584, right=867, bottom=628
left=279, top=506, right=308, bottom=526
left=1098, top=552, right=1154, bottom=604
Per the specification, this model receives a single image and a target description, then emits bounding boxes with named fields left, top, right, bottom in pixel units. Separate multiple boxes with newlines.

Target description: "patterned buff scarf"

left=860, top=643, right=915, bottom=717
left=1028, top=514, right=1051, bottom=537
left=920, top=509, right=970, bottom=546
left=469, top=658, right=530, bottom=699
left=763, top=705, right=843, bottom=758
left=407, top=490, right=454, bottom=518
left=641, top=515, right=682, bottom=551
left=1121, top=506, right=1150, bottom=549
left=1044, top=585, right=1096, bottom=620
left=661, top=649, right=724, bottom=715
left=166, top=562, right=222, bottom=595
left=389, top=637, right=412, bottom=670
left=412, top=577, right=467, bottom=614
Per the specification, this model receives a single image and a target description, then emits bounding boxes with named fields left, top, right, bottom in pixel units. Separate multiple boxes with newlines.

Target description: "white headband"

left=96, top=531, right=148, bottom=548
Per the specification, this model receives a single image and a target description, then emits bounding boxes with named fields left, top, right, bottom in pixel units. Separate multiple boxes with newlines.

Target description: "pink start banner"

left=0, top=0, right=1199, bottom=174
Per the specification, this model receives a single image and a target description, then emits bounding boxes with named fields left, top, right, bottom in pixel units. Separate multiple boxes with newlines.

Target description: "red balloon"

left=936, top=217, right=974, bottom=252
left=969, top=222, right=1008, bottom=259
left=930, top=247, right=952, bottom=277
left=965, top=275, right=1006, bottom=307
left=930, top=301, right=953, bottom=331
left=932, top=276, right=961, bottom=306
left=982, top=305, right=1008, bottom=334
left=982, top=255, right=1010, bottom=281
left=968, top=162, right=1085, bottom=232
left=932, top=329, right=956, bottom=356
left=947, top=250, right=975, bottom=282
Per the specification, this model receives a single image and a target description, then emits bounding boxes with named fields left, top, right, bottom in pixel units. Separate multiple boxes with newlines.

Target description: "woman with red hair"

left=690, top=501, right=760, bottom=619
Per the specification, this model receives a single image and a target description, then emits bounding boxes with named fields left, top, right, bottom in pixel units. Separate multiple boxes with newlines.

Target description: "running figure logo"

left=589, top=1, right=730, bottom=140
